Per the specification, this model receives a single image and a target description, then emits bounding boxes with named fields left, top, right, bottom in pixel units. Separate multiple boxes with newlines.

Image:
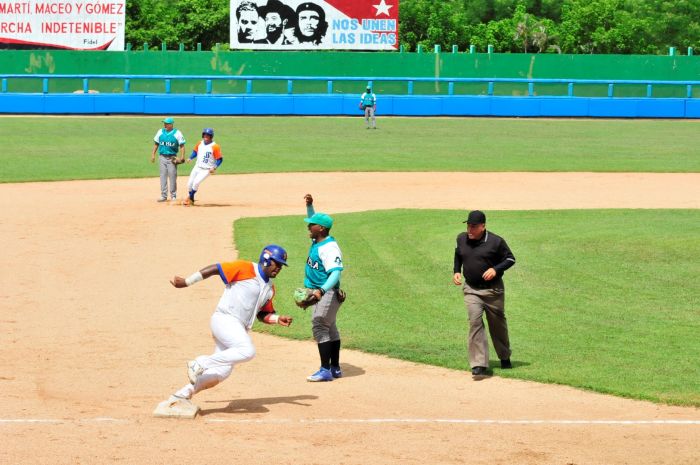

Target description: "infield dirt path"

left=1, top=172, right=699, bottom=465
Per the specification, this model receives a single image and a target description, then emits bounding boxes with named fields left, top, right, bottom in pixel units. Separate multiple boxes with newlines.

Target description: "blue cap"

left=304, top=212, right=333, bottom=229
left=259, top=244, right=288, bottom=266
left=162, top=117, right=174, bottom=124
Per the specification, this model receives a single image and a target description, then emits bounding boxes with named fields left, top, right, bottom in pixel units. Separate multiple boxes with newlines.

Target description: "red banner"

left=230, top=0, right=399, bottom=50
left=0, top=0, right=125, bottom=50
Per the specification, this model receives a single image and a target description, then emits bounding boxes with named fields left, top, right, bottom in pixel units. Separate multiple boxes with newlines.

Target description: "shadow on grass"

left=488, top=359, right=531, bottom=371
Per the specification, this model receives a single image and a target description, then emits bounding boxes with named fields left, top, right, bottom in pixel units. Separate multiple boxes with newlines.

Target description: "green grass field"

left=5, top=116, right=698, bottom=407
left=236, top=209, right=700, bottom=407
left=2, top=116, right=700, bottom=182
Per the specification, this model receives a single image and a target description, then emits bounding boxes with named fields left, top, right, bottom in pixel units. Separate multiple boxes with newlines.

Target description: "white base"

left=153, top=397, right=200, bottom=419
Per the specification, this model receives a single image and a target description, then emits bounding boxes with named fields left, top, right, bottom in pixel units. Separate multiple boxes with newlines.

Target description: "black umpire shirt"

left=453, top=230, right=516, bottom=289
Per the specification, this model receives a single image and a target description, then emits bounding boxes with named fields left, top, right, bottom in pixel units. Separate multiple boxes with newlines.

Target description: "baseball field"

left=1, top=116, right=699, bottom=464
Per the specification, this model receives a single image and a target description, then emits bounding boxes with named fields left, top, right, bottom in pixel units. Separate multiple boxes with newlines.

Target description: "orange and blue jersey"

left=215, top=260, right=276, bottom=329
left=190, top=140, right=222, bottom=170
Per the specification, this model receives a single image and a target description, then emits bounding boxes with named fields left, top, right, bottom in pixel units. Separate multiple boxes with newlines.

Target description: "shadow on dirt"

left=337, top=363, right=365, bottom=378
left=199, top=394, right=317, bottom=415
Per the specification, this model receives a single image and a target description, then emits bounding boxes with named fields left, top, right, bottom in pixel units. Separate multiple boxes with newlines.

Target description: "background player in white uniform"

left=184, top=128, right=222, bottom=206
left=303, top=194, right=345, bottom=382
left=157, top=245, right=293, bottom=413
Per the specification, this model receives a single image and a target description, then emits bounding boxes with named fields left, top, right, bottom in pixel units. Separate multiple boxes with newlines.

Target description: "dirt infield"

left=1, top=172, right=698, bottom=465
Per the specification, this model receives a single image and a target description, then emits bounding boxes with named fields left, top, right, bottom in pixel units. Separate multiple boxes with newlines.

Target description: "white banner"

left=230, top=0, right=399, bottom=50
left=0, top=0, right=125, bottom=50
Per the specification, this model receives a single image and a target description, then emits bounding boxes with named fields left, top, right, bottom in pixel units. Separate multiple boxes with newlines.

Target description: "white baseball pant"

left=187, top=166, right=212, bottom=193
left=174, top=311, right=256, bottom=399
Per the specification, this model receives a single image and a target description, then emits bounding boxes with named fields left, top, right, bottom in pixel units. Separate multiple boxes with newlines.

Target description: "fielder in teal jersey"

left=151, top=117, right=186, bottom=202
left=302, top=193, right=345, bottom=382
left=359, top=86, right=377, bottom=129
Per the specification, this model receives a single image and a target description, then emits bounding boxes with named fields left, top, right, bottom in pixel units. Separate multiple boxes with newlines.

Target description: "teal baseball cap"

left=162, top=117, right=175, bottom=124
left=304, top=212, right=333, bottom=229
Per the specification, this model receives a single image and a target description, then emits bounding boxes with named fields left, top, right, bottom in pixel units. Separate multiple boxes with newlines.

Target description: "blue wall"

left=1, top=93, right=698, bottom=118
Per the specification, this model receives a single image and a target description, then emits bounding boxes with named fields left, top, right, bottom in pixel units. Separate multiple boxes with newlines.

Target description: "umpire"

left=452, top=210, right=516, bottom=379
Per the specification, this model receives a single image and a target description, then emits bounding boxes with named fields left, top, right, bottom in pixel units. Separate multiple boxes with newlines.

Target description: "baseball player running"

left=303, top=194, right=345, bottom=382
left=183, top=128, right=222, bottom=206
left=157, top=245, right=293, bottom=414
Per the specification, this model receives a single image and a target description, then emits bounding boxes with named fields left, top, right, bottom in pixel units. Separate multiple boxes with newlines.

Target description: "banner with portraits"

left=230, top=0, right=399, bottom=50
left=0, top=0, right=125, bottom=50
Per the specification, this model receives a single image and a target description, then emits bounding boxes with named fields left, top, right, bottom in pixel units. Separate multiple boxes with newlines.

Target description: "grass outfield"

left=2, top=116, right=700, bottom=182
left=236, top=209, right=700, bottom=407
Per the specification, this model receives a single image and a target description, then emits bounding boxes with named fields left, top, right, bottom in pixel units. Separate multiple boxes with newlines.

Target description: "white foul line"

left=204, top=418, right=700, bottom=425
left=1, top=418, right=698, bottom=426
left=0, top=418, right=129, bottom=425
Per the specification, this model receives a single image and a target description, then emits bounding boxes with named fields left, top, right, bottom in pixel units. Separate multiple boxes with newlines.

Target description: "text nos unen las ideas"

left=331, top=19, right=397, bottom=46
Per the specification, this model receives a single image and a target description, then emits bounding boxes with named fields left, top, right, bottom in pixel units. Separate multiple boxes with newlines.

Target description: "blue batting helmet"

left=202, top=128, right=214, bottom=137
left=259, top=244, right=288, bottom=266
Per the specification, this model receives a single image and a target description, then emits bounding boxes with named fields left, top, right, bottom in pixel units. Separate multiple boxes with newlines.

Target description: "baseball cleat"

left=471, top=366, right=490, bottom=380
left=307, top=367, right=333, bottom=382
left=168, top=394, right=190, bottom=404
left=330, top=366, right=343, bottom=378
left=187, top=360, right=204, bottom=384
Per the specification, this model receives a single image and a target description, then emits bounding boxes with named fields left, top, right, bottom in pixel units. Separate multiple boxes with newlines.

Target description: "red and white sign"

left=230, top=0, right=398, bottom=50
left=0, top=1, right=125, bottom=50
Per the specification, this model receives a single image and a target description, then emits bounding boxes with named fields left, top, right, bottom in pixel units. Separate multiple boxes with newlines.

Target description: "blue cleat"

left=330, top=366, right=343, bottom=378
left=307, top=367, right=333, bottom=382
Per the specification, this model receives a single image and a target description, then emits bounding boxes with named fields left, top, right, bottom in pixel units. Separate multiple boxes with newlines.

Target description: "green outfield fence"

left=2, top=49, right=700, bottom=97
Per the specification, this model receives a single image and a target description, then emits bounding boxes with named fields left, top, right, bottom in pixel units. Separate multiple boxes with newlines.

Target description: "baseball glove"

left=171, top=158, right=186, bottom=165
left=293, top=287, right=318, bottom=309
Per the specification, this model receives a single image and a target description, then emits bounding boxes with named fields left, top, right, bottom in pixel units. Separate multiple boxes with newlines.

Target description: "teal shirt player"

left=157, top=128, right=183, bottom=156
left=304, top=237, right=343, bottom=289
left=361, top=92, right=376, bottom=108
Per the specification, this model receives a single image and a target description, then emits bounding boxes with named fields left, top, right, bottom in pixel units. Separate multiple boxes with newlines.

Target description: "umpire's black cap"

left=463, top=210, right=486, bottom=224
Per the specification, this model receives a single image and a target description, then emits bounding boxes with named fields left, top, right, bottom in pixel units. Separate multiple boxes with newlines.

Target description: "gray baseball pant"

left=311, top=289, right=342, bottom=344
left=159, top=155, right=178, bottom=199
left=364, top=106, right=376, bottom=128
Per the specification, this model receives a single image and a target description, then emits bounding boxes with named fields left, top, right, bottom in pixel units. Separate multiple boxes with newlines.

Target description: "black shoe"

left=500, top=359, right=512, bottom=369
left=471, top=366, right=490, bottom=379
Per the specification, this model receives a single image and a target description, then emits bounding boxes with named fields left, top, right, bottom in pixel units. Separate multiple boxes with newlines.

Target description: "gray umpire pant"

left=159, top=155, right=178, bottom=199
left=311, top=289, right=342, bottom=344
left=364, top=106, right=376, bottom=128
left=462, top=282, right=511, bottom=368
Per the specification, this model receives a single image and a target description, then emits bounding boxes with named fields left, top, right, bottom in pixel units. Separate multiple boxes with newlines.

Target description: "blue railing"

left=2, top=74, right=700, bottom=98
left=3, top=74, right=700, bottom=118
